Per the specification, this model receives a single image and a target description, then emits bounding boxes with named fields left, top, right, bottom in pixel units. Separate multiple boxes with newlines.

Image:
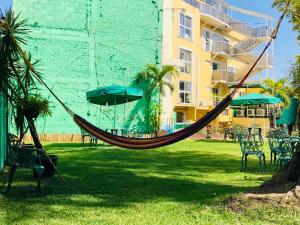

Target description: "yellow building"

left=161, top=0, right=274, bottom=132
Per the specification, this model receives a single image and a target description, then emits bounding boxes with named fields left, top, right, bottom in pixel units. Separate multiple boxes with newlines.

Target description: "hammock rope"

left=13, top=2, right=290, bottom=149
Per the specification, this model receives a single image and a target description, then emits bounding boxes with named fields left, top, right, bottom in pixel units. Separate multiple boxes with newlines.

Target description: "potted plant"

left=17, top=94, right=58, bottom=178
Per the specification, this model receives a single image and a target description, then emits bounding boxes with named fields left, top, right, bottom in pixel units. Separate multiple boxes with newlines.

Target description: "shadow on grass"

left=2, top=142, right=274, bottom=220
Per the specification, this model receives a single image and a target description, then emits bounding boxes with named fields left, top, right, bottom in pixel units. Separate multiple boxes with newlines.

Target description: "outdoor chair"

left=224, top=125, right=243, bottom=143
left=4, top=134, right=45, bottom=194
left=224, top=128, right=234, bottom=142
left=266, top=129, right=289, bottom=165
left=120, top=129, right=128, bottom=137
left=81, top=129, right=90, bottom=145
left=275, top=137, right=300, bottom=170
left=238, top=133, right=266, bottom=172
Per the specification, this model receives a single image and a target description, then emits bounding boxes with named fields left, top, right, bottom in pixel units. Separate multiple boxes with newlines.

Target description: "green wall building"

left=13, top=0, right=162, bottom=135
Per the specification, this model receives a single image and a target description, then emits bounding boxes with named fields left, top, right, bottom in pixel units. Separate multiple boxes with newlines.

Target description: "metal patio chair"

left=238, top=133, right=266, bottom=172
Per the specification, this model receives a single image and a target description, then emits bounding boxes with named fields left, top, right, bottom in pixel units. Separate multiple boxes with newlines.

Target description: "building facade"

left=161, top=0, right=274, bottom=132
left=13, top=0, right=162, bottom=136
left=12, top=0, right=274, bottom=138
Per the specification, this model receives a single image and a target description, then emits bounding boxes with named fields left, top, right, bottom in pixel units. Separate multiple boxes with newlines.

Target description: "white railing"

left=230, top=21, right=272, bottom=38
left=184, top=0, right=232, bottom=26
left=213, top=96, right=227, bottom=106
left=235, top=39, right=258, bottom=52
left=212, top=41, right=231, bottom=55
left=184, top=0, right=272, bottom=38
left=212, top=70, right=235, bottom=83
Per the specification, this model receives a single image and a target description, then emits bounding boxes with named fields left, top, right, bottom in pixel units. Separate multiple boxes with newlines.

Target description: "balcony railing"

left=213, top=96, right=227, bottom=106
left=197, top=2, right=232, bottom=26
left=184, top=0, right=272, bottom=38
left=212, top=41, right=231, bottom=55
left=231, top=22, right=272, bottom=38
left=184, top=0, right=232, bottom=26
left=212, top=70, right=235, bottom=83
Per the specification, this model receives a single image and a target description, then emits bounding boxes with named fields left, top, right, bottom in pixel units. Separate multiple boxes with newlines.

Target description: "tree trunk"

left=297, top=104, right=300, bottom=135
left=28, top=119, right=43, bottom=150
left=158, top=94, right=162, bottom=130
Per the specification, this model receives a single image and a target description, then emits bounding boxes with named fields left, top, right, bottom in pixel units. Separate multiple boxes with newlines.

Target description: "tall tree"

left=287, top=58, right=300, bottom=131
left=266, top=0, right=300, bottom=191
left=136, top=64, right=178, bottom=132
left=273, top=0, right=300, bottom=40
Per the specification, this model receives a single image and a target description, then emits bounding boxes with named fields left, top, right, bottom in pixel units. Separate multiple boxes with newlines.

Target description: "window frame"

left=179, top=48, right=192, bottom=74
left=178, top=11, right=193, bottom=40
left=179, top=81, right=192, bottom=104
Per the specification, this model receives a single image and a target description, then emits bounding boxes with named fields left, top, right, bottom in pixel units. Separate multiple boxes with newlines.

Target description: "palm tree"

left=0, top=11, right=50, bottom=149
left=136, top=64, right=178, bottom=132
left=260, top=78, right=291, bottom=105
left=260, top=78, right=292, bottom=128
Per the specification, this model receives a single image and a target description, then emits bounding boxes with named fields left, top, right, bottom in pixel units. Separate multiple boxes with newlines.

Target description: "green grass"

left=0, top=140, right=299, bottom=225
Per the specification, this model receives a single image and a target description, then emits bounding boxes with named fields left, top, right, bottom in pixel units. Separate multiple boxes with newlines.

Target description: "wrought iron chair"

left=4, top=134, right=45, bottom=193
left=238, top=132, right=266, bottom=172
left=266, top=129, right=289, bottom=165
left=276, top=137, right=300, bottom=170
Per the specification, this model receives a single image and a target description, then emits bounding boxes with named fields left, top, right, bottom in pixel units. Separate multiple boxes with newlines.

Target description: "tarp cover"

left=230, top=93, right=281, bottom=106
left=277, top=98, right=299, bottom=125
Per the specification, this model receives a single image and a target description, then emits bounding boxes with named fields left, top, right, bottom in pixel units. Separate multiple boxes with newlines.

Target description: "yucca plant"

left=0, top=11, right=48, bottom=149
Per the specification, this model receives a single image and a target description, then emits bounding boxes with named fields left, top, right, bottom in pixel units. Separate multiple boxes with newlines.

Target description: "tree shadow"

left=1, top=142, right=274, bottom=224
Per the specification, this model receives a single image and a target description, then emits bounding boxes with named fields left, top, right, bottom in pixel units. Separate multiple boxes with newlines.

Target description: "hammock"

left=18, top=6, right=288, bottom=149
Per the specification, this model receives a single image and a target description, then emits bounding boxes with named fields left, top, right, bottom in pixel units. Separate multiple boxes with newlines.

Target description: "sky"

left=0, top=0, right=299, bottom=80
left=227, top=0, right=299, bottom=80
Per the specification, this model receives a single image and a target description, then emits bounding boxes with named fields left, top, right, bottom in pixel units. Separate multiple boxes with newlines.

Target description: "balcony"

left=213, top=95, right=227, bottom=106
left=212, top=41, right=231, bottom=57
left=184, top=0, right=232, bottom=29
left=212, top=70, right=235, bottom=83
left=183, top=0, right=272, bottom=38
left=232, top=50, right=274, bottom=68
left=231, top=21, right=272, bottom=38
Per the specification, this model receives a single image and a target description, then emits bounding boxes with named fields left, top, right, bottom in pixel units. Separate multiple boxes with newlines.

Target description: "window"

left=212, top=88, right=219, bottom=95
left=179, top=81, right=192, bottom=104
left=227, top=66, right=236, bottom=73
left=212, top=62, right=220, bottom=71
left=203, top=29, right=212, bottom=52
left=179, top=49, right=192, bottom=74
left=179, top=13, right=192, bottom=39
left=176, top=112, right=185, bottom=123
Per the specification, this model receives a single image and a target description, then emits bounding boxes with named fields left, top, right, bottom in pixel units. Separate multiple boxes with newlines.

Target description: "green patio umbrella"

left=230, top=93, right=281, bottom=132
left=86, top=85, right=143, bottom=129
left=230, top=93, right=281, bottom=106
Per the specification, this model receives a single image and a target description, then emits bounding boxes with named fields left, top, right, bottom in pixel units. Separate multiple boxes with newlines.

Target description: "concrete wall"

left=13, top=0, right=162, bottom=134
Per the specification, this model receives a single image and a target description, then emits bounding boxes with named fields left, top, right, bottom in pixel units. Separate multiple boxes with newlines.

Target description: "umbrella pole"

left=114, top=98, right=116, bottom=129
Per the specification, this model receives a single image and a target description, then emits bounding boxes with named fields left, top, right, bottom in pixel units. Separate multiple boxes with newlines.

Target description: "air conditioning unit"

left=236, top=109, right=245, bottom=117
left=256, top=109, right=265, bottom=117
left=247, top=109, right=255, bottom=117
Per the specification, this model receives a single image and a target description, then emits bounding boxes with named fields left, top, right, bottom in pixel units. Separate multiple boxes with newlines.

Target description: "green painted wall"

left=13, top=0, right=162, bottom=134
left=0, top=94, right=7, bottom=171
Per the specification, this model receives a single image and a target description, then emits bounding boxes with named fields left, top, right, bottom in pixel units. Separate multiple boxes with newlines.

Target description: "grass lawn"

left=0, top=140, right=299, bottom=225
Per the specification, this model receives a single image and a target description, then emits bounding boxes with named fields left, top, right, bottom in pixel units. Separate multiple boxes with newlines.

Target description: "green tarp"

left=86, top=85, right=143, bottom=106
left=0, top=94, right=7, bottom=171
left=231, top=93, right=281, bottom=106
left=277, top=98, right=299, bottom=125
